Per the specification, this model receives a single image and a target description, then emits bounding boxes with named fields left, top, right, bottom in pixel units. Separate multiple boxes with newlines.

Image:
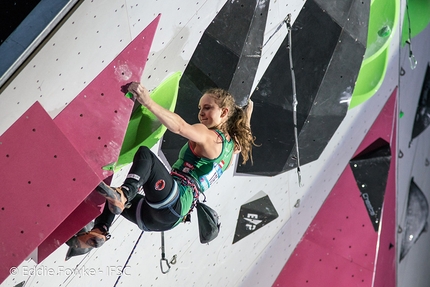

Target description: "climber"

left=74, top=82, right=255, bottom=248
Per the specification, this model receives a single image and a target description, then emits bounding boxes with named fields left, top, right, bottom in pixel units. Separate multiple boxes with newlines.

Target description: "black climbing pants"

left=95, top=146, right=182, bottom=232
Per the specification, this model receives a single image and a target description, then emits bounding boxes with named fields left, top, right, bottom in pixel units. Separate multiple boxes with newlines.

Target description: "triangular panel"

left=233, top=191, right=278, bottom=244
left=54, top=15, right=160, bottom=180
left=350, top=139, right=391, bottom=231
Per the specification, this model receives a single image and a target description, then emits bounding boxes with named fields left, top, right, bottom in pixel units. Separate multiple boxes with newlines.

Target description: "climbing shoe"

left=96, top=181, right=128, bottom=215
left=74, top=227, right=111, bottom=249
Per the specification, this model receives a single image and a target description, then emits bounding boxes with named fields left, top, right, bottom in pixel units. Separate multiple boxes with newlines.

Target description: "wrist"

left=142, top=97, right=155, bottom=110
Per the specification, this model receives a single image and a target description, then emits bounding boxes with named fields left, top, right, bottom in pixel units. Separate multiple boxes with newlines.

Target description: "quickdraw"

left=286, top=14, right=302, bottom=187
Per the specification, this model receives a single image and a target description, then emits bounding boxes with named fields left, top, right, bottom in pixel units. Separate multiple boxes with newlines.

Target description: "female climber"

left=75, top=82, right=255, bottom=248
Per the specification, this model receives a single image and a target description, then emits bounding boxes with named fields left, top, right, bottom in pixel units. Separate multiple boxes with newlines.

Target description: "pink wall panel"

left=273, top=166, right=378, bottom=287
left=371, top=88, right=397, bottom=287
left=37, top=190, right=105, bottom=262
left=303, top=166, right=378, bottom=271
left=273, top=238, right=373, bottom=286
left=54, top=15, right=160, bottom=180
left=273, top=90, right=397, bottom=287
left=0, top=102, right=101, bottom=284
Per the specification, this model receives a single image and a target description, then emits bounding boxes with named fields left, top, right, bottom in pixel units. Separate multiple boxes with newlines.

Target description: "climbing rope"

left=113, top=231, right=144, bottom=287
left=261, top=14, right=302, bottom=186
left=405, top=0, right=417, bottom=69
left=286, top=14, right=302, bottom=186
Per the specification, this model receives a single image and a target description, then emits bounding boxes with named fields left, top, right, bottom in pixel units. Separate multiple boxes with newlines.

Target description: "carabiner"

left=160, top=257, right=171, bottom=274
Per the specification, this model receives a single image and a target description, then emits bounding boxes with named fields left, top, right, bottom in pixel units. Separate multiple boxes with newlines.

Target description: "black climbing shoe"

left=96, top=181, right=128, bottom=215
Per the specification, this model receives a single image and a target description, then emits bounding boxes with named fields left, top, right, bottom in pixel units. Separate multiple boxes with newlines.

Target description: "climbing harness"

left=286, top=14, right=302, bottom=186
left=170, top=169, right=202, bottom=220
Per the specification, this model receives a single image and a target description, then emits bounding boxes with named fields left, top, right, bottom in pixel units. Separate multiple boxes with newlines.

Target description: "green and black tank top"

left=172, top=129, right=235, bottom=217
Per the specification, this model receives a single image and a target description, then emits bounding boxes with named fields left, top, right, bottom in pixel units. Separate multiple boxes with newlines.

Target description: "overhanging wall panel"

left=0, top=102, right=100, bottom=284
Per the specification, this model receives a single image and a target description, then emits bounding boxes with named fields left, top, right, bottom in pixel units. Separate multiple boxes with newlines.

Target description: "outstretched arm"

left=128, top=82, right=211, bottom=144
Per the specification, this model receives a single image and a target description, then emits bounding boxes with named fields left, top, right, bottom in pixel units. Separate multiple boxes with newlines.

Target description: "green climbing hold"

left=103, top=71, right=181, bottom=171
left=378, top=25, right=391, bottom=37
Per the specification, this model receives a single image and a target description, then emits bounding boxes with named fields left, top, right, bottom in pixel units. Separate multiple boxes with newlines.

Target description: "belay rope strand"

left=286, top=14, right=302, bottom=186
left=113, top=231, right=144, bottom=287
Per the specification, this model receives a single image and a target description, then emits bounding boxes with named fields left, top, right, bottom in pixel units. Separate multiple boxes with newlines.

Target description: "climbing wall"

left=397, top=22, right=430, bottom=287
left=1, top=0, right=430, bottom=287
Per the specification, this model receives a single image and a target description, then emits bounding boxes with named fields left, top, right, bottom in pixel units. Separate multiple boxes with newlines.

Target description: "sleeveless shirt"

left=172, top=129, right=235, bottom=217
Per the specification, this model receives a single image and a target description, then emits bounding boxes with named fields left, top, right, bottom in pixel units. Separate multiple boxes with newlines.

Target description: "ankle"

left=120, top=186, right=130, bottom=199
